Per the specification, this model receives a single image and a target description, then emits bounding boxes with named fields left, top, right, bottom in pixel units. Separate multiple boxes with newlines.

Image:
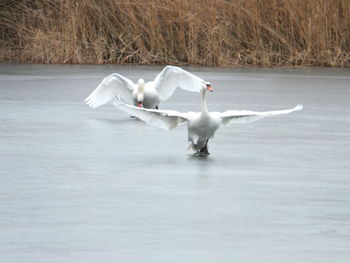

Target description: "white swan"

left=113, top=83, right=303, bottom=155
left=85, top=66, right=206, bottom=109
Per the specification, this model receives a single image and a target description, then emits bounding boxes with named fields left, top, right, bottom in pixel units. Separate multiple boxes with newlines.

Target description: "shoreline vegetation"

left=1, top=0, right=349, bottom=67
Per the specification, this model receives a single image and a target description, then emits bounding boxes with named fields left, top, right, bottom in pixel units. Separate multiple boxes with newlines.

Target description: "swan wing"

left=153, top=66, right=204, bottom=101
left=113, top=100, right=190, bottom=130
left=85, top=73, right=135, bottom=108
left=219, top=104, right=303, bottom=126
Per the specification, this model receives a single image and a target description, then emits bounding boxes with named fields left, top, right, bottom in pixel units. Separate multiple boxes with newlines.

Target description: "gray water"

left=0, top=63, right=350, bottom=262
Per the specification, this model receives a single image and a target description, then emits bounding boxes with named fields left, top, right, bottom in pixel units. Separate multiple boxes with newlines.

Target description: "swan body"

left=113, top=84, right=303, bottom=154
left=131, top=79, right=159, bottom=108
left=85, top=66, right=205, bottom=109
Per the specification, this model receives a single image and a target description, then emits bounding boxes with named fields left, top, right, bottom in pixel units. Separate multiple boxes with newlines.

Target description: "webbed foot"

left=195, top=146, right=210, bottom=155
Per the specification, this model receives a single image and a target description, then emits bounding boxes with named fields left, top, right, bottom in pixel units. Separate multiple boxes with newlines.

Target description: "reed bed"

left=1, top=0, right=349, bottom=66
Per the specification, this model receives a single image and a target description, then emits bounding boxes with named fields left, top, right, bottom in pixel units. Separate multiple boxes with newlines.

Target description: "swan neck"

left=137, top=78, right=145, bottom=94
left=200, top=89, right=208, bottom=114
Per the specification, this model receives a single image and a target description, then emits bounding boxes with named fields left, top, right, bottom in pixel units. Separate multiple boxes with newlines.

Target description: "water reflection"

left=2, top=64, right=350, bottom=260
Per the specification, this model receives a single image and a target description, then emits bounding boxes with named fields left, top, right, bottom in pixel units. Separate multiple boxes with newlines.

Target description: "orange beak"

left=207, top=85, right=213, bottom=92
left=137, top=102, right=143, bottom=107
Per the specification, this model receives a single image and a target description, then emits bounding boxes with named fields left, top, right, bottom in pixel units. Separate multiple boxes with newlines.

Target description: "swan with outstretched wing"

left=85, top=65, right=205, bottom=109
left=113, top=83, right=303, bottom=155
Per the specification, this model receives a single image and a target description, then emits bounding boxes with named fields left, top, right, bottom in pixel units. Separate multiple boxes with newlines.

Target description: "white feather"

left=112, top=86, right=303, bottom=154
left=113, top=99, right=189, bottom=130
left=217, top=104, right=304, bottom=126
left=152, top=66, right=204, bottom=101
left=85, top=66, right=206, bottom=109
left=85, top=73, right=135, bottom=108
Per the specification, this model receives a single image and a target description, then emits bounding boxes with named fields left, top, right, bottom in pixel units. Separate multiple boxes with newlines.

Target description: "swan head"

left=202, top=81, right=213, bottom=92
left=136, top=92, right=144, bottom=107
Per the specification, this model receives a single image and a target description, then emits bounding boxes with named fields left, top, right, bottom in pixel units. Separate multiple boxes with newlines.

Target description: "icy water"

left=0, top=63, right=350, bottom=262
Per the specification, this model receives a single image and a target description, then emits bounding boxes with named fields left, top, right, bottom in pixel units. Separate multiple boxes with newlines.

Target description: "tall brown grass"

left=1, top=0, right=349, bottom=66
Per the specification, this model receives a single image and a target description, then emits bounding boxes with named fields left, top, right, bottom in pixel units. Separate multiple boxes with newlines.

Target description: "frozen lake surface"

left=0, top=63, right=350, bottom=262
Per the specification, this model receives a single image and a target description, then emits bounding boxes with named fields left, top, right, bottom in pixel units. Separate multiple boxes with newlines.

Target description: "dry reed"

left=1, top=0, right=349, bottom=66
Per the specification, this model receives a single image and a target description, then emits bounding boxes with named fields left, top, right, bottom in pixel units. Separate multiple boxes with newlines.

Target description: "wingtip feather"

left=295, top=104, right=303, bottom=111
